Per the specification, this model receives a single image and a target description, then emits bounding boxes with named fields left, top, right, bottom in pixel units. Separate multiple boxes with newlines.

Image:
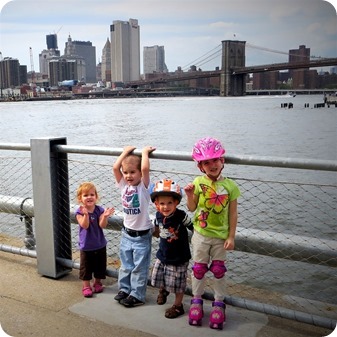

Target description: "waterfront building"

left=19, top=65, right=28, bottom=85
left=110, top=19, right=140, bottom=82
left=101, top=38, right=111, bottom=84
left=143, top=45, right=168, bottom=74
left=0, top=57, right=20, bottom=88
left=252, top=45, right=322, bottom=90
left=289, top=45, right=310, bottom=89
left=289, top=45, right=310, bottom=63
left=39, top=49, right=61, bottom=76
left=39, top=34, right=61, bottom=76
left=64, top=35, right=96, bottom=83
left=253, top=71, right=278, bottom=90
left=48, top=57, right=86, bottom=87
left=46, top=34, right=58, bottom=50
left=96, top=62, right=102, bottom=82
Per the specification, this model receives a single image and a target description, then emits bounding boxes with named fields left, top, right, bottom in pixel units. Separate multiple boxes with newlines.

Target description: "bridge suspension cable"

left=246, top=43, right=326, bottom=60
left=246, top=43, right=289, bottom=56
left=181, top=44, right=222, bottom=71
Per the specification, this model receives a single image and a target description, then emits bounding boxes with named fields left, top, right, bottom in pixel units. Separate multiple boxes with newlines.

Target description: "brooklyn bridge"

left=127, top=40, right=337, bottom=97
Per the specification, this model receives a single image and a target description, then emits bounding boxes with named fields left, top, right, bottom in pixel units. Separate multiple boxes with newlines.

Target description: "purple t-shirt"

left=76, top=205, right=107, bottom=251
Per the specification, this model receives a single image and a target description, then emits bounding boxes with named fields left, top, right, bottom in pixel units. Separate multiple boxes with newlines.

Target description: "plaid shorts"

left=151, top=259, right=189, bottom=293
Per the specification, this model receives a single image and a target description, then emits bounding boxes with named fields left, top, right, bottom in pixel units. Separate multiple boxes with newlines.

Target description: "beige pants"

left=191, top=230, right=227, bottom=301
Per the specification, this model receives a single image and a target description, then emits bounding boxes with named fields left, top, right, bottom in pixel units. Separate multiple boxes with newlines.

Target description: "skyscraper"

left=289, top=45, right=310, bottom=89
left=110, top=19, right=140, bottom=83
left=143, top=45, right=168, bottom=74
left=101, top=38, right=111, bottom=83
left=0, top=57, right=20, bottom=88
left=46, top=34, right=58, bottom=50
left=48, top=57, right=86, bottom=86
left=64, top=35, right=97, bottom=83
left=39, top=34, right=60, bottom=76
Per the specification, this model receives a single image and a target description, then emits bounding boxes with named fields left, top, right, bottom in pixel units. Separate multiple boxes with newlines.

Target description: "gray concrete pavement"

left=0, top=251, right=334, bottom=337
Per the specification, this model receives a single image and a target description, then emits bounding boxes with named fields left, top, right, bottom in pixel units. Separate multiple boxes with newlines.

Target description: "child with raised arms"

left=113, top=145, right=156, bottom=307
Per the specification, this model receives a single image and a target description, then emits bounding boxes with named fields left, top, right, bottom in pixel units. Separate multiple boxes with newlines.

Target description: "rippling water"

left=1, top=94, right=336, bottom=183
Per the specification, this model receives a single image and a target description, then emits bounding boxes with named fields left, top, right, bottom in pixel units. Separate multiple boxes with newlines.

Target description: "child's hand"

left=152, top=226, right=160, bottom=238
left=78, top=205, right=89, bottom=215
left=104, top=207, right=115, bottom=217
left=184, top=183, right=195, bottom=196
left=123, top=145, right=136, bottom=154
left=224, top=237, right=235, bottom=250
left=142, top=146, right=156, bottom=154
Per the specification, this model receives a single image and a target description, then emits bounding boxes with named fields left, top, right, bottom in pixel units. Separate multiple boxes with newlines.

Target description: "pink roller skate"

left=188, top=298, right=204, bottom=326
left=209, top=301, right=226, bottom=330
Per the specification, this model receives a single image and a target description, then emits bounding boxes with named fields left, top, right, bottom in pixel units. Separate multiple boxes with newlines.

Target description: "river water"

left=1, top=94, right=336, bottom=184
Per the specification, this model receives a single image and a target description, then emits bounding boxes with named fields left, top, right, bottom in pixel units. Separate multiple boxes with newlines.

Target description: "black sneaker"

left=121, top=295, right=144, bottom=307
left=114, top=290, right=129, bottom=302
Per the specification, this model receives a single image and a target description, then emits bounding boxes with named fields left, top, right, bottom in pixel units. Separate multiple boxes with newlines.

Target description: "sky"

left=0, top=0, right=336, bottom=74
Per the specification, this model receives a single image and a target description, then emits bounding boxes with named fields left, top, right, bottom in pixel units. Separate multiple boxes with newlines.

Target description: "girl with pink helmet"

left=184, top=137, right=241, bottom=330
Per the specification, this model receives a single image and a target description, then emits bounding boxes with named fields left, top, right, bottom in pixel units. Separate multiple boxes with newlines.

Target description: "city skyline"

left=0, top=0, right=336, bottom=74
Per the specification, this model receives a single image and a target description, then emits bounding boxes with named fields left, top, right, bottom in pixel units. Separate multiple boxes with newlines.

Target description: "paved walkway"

left=0, top=252, right=334, bottom=337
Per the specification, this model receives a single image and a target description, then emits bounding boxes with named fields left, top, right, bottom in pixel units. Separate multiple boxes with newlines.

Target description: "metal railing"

left=0, top=138, right=336, bottom=329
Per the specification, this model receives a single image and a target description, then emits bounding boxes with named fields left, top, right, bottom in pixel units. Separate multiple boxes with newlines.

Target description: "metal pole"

left=0, top=53, right=3, bottom=99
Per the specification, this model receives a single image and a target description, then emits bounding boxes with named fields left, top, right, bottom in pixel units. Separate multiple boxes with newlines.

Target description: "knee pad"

left=209, top=260, right=227, bottom=279
left=192, top=262, right=208, bottom=280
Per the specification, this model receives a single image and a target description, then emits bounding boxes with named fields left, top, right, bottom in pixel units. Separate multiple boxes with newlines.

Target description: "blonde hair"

left=122, top=154, right=141, bottom=171
left=76, top=182, right=99, bottom=203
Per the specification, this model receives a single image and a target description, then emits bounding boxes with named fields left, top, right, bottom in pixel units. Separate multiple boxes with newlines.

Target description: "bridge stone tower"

left=220, top=40, right=246, bottom=96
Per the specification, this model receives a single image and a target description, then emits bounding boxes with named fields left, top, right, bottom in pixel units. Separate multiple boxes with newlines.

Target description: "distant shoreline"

left=0, top=88, right=335, bottom=102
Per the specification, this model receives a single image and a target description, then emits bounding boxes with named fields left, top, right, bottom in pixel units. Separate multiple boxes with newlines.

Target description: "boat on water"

left=324, top=93, right=337, bottom=106
left=287, top=91, right=296, bottom=97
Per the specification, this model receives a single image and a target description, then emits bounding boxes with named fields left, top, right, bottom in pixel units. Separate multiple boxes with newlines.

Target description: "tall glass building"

left=143, top=45, right=168, bottom=74
left=46, top=34, right=58, bottom=50
left=110, top=19, right=140, bottom=83
left=64, top=35, right=96, bottom=83
left=101, top=38, right=111, bottom=83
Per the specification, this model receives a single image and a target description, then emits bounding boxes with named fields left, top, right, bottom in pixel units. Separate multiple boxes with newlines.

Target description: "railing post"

left=30, top=137, right=72, bottom=278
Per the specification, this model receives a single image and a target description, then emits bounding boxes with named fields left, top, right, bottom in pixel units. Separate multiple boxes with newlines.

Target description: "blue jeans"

left=118, top=229, right=152, bottom=302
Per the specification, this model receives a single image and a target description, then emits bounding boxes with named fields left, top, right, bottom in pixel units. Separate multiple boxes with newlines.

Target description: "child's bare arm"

left=99, top=207, right=115, bottom=228
left=113, top=146, right=136, bottom=183
left=184, top=183, right=198, bottom=212
left=76, top=205, right=90, bottom=229
left=141, top=146, right=156, bottom=188
left=224, top=199, right=238, bottom=250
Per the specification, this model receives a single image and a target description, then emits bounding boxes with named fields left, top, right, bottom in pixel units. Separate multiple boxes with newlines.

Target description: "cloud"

left=209, top=21, right=234, bottom=30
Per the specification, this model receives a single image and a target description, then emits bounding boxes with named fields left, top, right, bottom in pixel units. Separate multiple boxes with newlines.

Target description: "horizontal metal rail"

left=0, top=195, right=34, bottom=217
left=0, top=143, right=31, bottom=151
left=1, top=195, right=335, bottom=267
left=54, top=145, right=337, bottom=171
left=223, top=295, right=336, bottom=330
left=0, top=243, right=37, bottom=258
left=0, top=142, right=336, bottom=171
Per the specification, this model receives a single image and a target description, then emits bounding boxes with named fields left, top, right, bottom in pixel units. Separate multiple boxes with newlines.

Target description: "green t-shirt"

left=192, top=175, right=241, bottom=239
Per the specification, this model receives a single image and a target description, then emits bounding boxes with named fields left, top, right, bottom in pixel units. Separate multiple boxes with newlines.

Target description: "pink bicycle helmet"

left=192, top=137, right=225, bottom=162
